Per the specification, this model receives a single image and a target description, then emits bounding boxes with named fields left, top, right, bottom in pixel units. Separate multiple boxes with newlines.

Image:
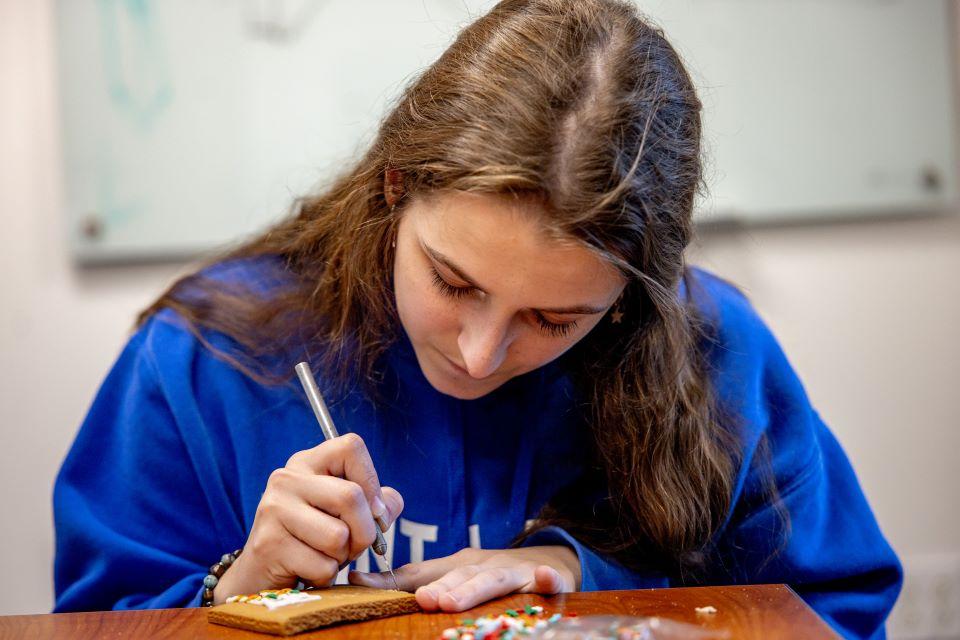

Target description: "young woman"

left=53, top=1, right=901, bottom=637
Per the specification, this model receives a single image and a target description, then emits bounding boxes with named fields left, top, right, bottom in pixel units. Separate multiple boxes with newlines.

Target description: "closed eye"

left=533, top=312, right=578, bottom=337
left=430, top=265, right=476, bottom=299
left=430, top=265, right=578, bottom=337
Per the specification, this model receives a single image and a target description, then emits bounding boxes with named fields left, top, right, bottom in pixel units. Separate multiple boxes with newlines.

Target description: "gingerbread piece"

left=207, top=585, right=420, bottom=636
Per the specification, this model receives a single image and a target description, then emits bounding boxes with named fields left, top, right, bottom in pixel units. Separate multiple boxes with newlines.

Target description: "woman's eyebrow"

left=422, top=242, right=608, bottom=315
left=538, top=303, right=607, bottom=315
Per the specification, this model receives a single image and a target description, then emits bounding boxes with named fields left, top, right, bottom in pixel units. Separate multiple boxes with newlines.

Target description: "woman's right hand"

left=212, top=433, right=404, bottom=603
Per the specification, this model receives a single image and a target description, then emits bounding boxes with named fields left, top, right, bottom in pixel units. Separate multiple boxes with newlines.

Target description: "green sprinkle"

left=265, top=593, right=279, bottom=599
left=524, top=605, right=535, bottom=615
left=506, top=609, right=519, bottom=617
left=460, top=619, right=474, bottom=626
left=290, top=589, right=300, bottom=593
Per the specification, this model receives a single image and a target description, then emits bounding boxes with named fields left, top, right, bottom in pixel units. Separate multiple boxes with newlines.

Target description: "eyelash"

left=429, top=266, right=578, bottom=338
left=535, top=315, right=578, bottom=338
left=430, top=267, right=473, bottom=300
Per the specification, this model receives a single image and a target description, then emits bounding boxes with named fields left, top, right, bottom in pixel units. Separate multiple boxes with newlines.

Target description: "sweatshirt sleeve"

left=699, top=280, right=903, bottom=640
left=53, top=321, right=217, bottom=611
left=708, top=410, right=903, bottom=640
left=525, top=273, right=902, bottom=640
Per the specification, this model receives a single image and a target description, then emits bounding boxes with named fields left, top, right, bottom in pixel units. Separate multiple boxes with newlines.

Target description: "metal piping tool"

left=295, top=362, right=400, bottom=591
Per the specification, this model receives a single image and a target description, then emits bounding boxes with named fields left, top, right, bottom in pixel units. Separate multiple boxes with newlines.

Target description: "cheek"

left=394, top=252, right=458, bottom=342
left=515, top=337, right=570, bottom=367
left=510, top=317, right=603, bottom=372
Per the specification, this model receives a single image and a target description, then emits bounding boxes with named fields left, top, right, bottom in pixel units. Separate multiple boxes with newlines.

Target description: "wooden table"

left=0, top=585, right=838, bottom=639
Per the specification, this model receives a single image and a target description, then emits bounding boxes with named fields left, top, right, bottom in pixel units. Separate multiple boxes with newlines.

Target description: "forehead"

left=405, top=190, right=624, bottom=304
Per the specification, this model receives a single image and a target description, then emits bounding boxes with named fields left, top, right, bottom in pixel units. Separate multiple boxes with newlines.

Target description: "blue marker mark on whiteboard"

left=98, top=0, right=173, bottom=129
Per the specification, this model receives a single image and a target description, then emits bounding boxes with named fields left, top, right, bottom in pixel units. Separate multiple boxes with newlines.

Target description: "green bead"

left=203, top=574, right=219, bottom=589
left=221, top=553, right=235, bottom=566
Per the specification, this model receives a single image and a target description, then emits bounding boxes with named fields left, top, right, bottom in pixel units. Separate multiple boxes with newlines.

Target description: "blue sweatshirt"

left=53, top=260, right=901, bottom=639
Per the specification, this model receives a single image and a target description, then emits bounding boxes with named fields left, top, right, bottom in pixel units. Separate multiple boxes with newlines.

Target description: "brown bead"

left=210, top=563, right=226, bottom=578
left=202, top=588, right=214, bottom=605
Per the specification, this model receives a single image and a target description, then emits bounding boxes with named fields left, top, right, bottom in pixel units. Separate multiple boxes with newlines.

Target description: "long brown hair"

left=142, top=0, right=761, bottom=574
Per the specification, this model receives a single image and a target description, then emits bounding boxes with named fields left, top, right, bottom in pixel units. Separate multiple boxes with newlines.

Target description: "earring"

left=389, top=204, right=397, bottom=248
left=610, top=303, right=624, bottom=324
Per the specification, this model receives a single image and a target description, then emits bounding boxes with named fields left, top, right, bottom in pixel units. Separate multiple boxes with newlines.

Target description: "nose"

left=457, top=315, right=512, bottom=379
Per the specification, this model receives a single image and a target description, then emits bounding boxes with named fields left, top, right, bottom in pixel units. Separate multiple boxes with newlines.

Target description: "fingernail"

left=371, top=496, right=387, bottom=519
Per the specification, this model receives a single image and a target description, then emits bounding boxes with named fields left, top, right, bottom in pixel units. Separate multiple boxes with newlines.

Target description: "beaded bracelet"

left=200, top=548, right=243, bottom=607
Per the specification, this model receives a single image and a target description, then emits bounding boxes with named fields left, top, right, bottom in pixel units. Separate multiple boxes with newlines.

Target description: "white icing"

left=227, top=590, right=322, bottom=610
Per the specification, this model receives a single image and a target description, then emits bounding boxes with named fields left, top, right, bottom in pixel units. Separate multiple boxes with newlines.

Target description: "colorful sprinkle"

left=437, top=607, right=564, bottom=640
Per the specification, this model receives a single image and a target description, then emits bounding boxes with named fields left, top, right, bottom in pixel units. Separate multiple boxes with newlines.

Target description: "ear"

left=384, top=168, right=405, bottom=208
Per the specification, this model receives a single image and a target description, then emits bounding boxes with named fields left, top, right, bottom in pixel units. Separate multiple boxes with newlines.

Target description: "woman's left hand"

left=348, top=546, right=581, bottom=611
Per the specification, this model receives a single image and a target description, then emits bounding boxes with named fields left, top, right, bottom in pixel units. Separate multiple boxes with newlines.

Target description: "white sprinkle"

left=695, top=605, right=718, bottom=615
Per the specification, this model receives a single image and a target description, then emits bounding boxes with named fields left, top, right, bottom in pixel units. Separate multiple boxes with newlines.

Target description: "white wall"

left=0, top=0, right=187, bottom=615
left=1, top=0, right=958, bottom=632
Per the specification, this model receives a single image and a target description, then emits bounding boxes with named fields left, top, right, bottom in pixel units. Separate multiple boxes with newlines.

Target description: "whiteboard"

left=56, top=0, right=958, bottom=263
left=639, top=0, right=959, bottom=224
